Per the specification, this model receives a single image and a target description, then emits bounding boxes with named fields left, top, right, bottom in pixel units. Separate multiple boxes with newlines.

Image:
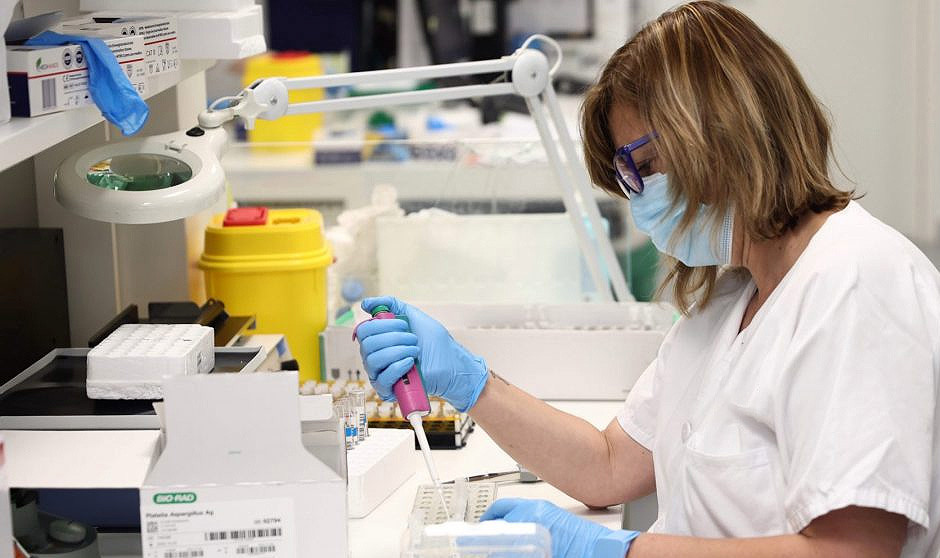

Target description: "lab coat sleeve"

left=776, top=266, right=937, bottom=534
left=617, top=358, right=658, bottom=450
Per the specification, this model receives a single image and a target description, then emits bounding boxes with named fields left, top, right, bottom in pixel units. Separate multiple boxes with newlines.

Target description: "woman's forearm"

left=469, top=372, right=654, bottom=507
left=628, top=534, right=815, bottom=558
left=628, top=506, right=907, bottom=558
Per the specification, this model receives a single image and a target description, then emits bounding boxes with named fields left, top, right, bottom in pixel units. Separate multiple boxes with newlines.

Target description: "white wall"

left=630, top=0, right=940, bottom=241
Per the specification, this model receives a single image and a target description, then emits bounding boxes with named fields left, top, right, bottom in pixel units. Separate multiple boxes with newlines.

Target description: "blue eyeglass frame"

left=613, top=131, right=659, bottom=199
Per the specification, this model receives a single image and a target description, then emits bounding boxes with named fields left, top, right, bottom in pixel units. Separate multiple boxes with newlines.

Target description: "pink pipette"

left=355, top=306, right=448, bottom=515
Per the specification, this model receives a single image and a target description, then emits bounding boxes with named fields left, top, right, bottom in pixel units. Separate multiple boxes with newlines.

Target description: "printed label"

left=141, top=497, right=296, bottom=558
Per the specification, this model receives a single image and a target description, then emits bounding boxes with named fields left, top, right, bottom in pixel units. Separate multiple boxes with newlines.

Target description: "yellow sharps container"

left=199, top=207, right=332, bottom=384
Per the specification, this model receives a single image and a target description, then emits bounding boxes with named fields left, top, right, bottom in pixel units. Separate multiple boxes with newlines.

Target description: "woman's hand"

left=481, top=498, right=640, bottom=558
left=355, top=296, right=488, bottom=412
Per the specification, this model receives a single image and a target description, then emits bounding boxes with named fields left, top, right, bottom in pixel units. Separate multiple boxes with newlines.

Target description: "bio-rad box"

left=140, top=372, right=347, bottom=558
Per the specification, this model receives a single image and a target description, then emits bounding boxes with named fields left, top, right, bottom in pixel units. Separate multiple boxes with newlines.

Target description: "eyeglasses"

left=613, top=131, right=658, bottom=199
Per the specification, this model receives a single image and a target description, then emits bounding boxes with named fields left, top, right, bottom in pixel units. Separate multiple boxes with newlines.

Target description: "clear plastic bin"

left=402, top=520, right=551, bottom=558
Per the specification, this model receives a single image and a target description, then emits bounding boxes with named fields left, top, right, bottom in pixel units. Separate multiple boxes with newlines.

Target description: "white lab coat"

left=619, top=202, right=940, bottom=557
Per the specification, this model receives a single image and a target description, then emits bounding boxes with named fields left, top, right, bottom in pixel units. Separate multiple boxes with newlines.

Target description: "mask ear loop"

left=719, top=209, right=734, bottom=265
left=740, top=215, right=750, bottom=270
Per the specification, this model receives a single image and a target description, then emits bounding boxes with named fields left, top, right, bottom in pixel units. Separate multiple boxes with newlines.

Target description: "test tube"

left=336, top=398, right=357, bottom=450
left=350, top=388, right=368, bottom=440
left=333, top=400, right=349, bottom=450
left=346, top=399, right=359, bottom=448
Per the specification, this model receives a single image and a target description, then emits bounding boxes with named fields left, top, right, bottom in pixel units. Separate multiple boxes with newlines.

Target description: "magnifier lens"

left=86, top=154, right=193, bottom=191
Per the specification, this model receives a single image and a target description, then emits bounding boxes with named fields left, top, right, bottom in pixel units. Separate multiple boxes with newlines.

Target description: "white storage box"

left=79, top=6, right=265, bottom=59
left=86, top=323, right=214, bottom=400
left=324, top=302, right=675, bottom=400
left=173, top=5, right=265, bottom=59
left=377, top=213, right=584, bottom=304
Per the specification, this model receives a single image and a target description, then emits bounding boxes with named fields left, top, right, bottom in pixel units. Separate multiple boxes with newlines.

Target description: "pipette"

left=355, top=305, right=449, bottom=518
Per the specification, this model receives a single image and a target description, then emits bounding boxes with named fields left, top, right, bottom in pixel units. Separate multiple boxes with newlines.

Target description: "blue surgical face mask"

left=629, top=173, right=733, bottom=267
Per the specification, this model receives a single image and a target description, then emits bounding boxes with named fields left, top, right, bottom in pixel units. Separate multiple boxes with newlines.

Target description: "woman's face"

left=608, top=103, right=665, bottom=178
left=608, top=103, right=747, bottom=266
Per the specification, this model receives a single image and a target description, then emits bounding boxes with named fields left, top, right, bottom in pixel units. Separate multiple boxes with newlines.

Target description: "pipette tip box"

left=86, top=323, right=214, bottom=400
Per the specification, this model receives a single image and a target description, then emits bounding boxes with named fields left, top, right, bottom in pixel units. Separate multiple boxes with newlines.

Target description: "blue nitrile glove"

left=356, top=296, right=488, bottom=412
left=481, top=499, right=641, bottom=558
left=26, top=31, right=149, bottom=135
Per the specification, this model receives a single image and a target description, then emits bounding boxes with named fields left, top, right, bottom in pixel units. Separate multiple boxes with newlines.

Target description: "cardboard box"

left=140, top=372, right=347, bottom=558
left=6, top=34, right=147, bottom=117
left=78, top=6, right=265, bottom=60
left=57, top=14, right=180, bottom=78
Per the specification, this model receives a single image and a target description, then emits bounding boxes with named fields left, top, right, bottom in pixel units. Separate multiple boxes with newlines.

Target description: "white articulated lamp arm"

left=198, top=35, right=633, bottom=302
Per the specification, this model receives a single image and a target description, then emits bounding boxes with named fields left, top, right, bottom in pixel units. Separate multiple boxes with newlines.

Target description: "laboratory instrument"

left=370, top=306, right=432, bottom=420
left=87, top=299, right=256, bottom=349
left=0, top=346, right=264, bottom=430
left=55, top=125, right=228, bottom=224
left=443, top=464, right=540, bottom=484
left=11, top=490, right=100, bottom=558
left=361, top=305, right=448, bottom=514
left=53, top=34, right=630, bottom=302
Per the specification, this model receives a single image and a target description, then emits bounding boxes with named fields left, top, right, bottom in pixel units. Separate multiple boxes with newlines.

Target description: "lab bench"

left=63, top=401, right=626, bottom=558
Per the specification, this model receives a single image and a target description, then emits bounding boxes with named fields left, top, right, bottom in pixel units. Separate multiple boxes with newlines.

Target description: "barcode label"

left=41, top=78, right=56, bottom=109
left=141, top=496, right=296, bottom=558
left=204, top=528, right=282, bottom=542
left=236, top=545, right=277, bottom=555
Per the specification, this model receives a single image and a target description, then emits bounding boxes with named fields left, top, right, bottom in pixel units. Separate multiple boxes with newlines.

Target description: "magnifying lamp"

left=54, top=35, right=632, bottom=301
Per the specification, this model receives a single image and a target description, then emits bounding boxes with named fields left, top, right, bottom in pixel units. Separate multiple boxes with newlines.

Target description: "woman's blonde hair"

left=581, top=1, right=853, bottom=314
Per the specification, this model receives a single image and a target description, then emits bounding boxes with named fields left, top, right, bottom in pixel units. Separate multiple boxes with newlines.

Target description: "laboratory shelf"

left=222, top=147, right=614, bottom=205
left=0, top=59, right=214, bottom=173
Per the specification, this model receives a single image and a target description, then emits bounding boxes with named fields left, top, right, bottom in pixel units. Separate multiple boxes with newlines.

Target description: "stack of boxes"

left=5, top=14, right=179, bottom=118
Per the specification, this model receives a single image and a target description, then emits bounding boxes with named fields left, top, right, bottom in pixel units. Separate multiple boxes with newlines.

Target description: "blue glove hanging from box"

left=26, top=31, right=149, bottom=135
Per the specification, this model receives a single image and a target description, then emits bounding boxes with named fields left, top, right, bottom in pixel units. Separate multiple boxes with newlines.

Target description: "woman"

left=355, top=2, right=940, bottom=556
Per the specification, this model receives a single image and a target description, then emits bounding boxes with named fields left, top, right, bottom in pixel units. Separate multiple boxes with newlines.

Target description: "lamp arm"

left=541, top=85, right=633, bottom=302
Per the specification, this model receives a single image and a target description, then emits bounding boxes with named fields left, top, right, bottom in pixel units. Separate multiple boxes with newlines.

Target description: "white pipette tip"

left=408, top=413, right=450, bottom=521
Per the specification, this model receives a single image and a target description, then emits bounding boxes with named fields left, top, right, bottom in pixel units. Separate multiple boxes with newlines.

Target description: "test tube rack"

left=411, top=482, right=499, bottom=525
left=368, top=411, right=474, bottom=450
